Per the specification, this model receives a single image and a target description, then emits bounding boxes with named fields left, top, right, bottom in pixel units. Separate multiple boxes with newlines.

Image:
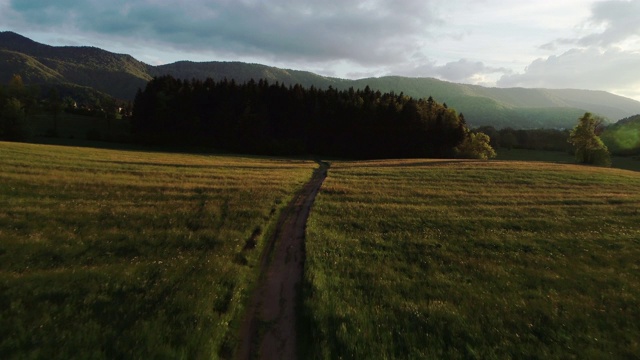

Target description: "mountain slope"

left=0, top=31, right=151, bottom=99
left=2, top=31, right=640, bottom=129
left=601, top=115, right=640, bottom=155
left=152, top=61, right=347, bottom=89
left=150, top=65, right=640, bottom=128
left=341, top=77, right=640, bottom=128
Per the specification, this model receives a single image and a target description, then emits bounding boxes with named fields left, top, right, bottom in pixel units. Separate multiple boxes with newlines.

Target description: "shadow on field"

left=88, top=159, right=308, bottom=170
left=339, top=159, right=486, bottom=168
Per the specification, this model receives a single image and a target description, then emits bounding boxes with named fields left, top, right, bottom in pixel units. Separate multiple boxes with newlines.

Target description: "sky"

left=1, top=0, right=639, bottom=101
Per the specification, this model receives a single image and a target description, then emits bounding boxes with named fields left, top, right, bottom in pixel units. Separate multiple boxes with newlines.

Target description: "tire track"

left=235, top=161, right=328, bottom=360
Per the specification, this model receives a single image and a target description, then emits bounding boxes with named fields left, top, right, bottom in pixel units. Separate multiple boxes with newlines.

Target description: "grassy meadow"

left=496, top=148, right=640, bottom=172
left=303, top=159, right=640, bottom=359
left=0, top=141, right=315, bottom=359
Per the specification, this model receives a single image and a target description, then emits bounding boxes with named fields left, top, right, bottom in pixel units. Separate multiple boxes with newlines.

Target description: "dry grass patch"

left=0, top=141, right=315, bottom=359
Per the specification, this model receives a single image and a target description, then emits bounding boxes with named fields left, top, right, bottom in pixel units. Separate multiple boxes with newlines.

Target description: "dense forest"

left=3, top=70, right=637, bottom=159
left=131, top=76, right=494, bottom=159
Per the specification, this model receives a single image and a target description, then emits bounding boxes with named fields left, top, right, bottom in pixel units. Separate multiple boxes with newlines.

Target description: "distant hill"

left=2, top=31, right=640, bottom=129
left=151, top=61, right=348, bottom=89
left=342, top=77, right=640, bottom=128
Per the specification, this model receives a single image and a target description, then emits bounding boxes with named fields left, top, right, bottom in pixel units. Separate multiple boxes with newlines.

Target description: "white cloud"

left=579, top=0, right=640, bottom=47
left=392, top=58, right=511, bottom=84
left=498, top=47, right=640, bottom=97
left=497, top=0, right=640, bottom=100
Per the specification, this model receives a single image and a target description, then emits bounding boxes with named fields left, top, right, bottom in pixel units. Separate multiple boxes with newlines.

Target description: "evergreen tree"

left=47, top=88, right=62, bottom=136
left=130, top=75, right=483, bottom=159
left=0, top=97, right=28, bottom=140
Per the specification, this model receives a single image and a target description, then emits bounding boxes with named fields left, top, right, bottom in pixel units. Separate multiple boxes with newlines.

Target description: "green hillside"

left=342, top=77, right=640, bottom=128
left=148, top=66, right=640, bottom=129
left=0, top=49, right=65, bottom=83
left=602, top=115, right=640, bottom=156
left=2, top=31, right=640, bottom=129
left=0, top=31, right=151, bottom=99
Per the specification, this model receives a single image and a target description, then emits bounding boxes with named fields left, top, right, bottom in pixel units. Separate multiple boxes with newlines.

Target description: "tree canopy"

left=0, top=75, right=33, bottom=140
left=568, top=112, right=611, bottom=166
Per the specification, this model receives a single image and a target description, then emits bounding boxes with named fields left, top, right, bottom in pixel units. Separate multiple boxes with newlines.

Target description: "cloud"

left=497, top=47, right=640, bottom=96
left=432, top=59, right=509, bottom=83
left=393, top=58, right=511, bottom=84
left=540, top=0, right=640, bottom=50
left=4, top=0, right=442, bottom=67
left=504, top=1, right=640, bottom=100
left=579, top=0, right=640, bottom=47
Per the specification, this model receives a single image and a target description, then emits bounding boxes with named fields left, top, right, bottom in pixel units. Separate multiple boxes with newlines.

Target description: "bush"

left=456, top=132, right=497, bottom=160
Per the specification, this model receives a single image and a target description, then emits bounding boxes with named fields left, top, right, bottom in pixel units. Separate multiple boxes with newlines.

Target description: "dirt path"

left=235, top=161, right=328, bottom=360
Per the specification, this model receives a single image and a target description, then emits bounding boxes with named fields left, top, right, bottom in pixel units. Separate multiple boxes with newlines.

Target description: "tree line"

left=131, top=75, right=495, bottom=159
left=2, top=73, right=613, bottom=165
left=0, top=74, right=129, bottom=141
left=475, top=126, right=572, bottom=152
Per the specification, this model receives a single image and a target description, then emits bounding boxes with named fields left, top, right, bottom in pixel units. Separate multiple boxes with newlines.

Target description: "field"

left=303, top=159, right=640, bottom=358
left=3, top=141, right=640, bottom=359
left=0, top=141, right=315, bottom=359
left=496, top=148, right=640, bottom=172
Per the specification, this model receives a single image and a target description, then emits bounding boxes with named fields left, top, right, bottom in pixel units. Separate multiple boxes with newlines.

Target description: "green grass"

left=5, top=141, right=640, bottom=358
left=303, top=159, right=640, bottom=359
left=0, top=141, right=315, bottom=359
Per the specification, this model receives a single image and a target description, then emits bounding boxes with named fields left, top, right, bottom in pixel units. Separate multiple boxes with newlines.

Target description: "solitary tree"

left=568, top=112, right=611, bottom=166
left=455, top=131, right=497, bottom=160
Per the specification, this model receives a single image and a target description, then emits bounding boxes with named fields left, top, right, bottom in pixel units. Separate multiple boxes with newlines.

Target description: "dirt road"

left=235, top=161, right=328, bottom=360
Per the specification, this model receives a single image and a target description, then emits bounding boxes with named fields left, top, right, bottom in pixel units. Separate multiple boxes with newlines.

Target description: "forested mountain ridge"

left=2, top=31, right=640, bottom=129
left=0, top=31, right=151, bottom=100
left=151, top=61, right=349, bottom=89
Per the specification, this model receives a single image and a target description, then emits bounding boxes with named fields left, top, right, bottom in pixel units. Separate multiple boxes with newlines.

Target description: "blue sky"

left=1, top=0, right=639, bottom=101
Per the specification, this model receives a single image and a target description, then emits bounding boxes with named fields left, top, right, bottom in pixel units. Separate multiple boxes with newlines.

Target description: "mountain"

left=151, top=61, right=348, bottom=89
left=0, top=31, right=151, bottom=100
left=2, top=31, right=640, bottom=129
left=342, top=77, right=640, bottom=128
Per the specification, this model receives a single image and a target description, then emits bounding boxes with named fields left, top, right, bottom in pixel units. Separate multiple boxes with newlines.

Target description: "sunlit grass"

left=303, top=159, right=640, bottom=359
left=0, top=141, right=315, bottom=359
left=496, top=148, right=640, bottom=172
